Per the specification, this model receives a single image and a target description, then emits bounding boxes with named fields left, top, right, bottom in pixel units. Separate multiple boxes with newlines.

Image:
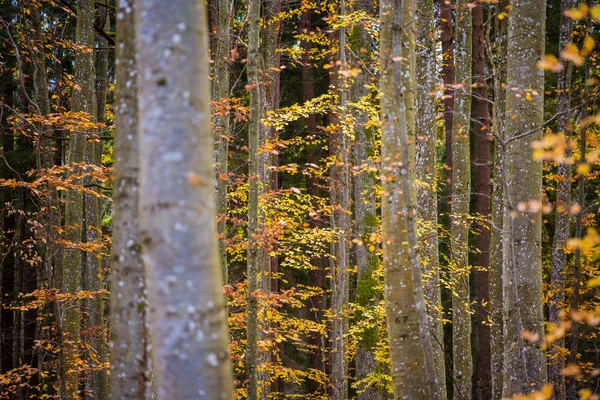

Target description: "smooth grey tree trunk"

left=110, top=0, right=151, bottom=398
left=380, top=0, right=440, bottom=397
left=135, top=0, right=234, bottom=397
left=548, top=0, right=574, bottom=397
left=415, top=0, right=447, bottom=396
left=501, top=0, right=548, bottom=394
left=450, top=1, right=473, bottom=397
left=489, top=1, right=508, bottom=396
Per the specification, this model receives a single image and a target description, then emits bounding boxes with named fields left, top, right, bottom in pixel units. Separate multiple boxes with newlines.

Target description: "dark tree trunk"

left=440, top=0, right=455, bottom=197
left=471, top=1, right=491, bottom=398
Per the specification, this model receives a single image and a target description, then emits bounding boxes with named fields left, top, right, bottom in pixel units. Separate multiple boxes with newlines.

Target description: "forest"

left=0, top=0, right=599, bottom=398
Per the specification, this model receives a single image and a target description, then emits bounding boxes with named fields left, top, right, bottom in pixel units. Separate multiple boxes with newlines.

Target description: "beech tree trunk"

left=450, top=0, right=472, bottom=397
left=489, top=1, right=508, bottom=396
left=62, top=0, right=96, bottom=396
left=110, top=0, right=151, bottom=398
left=331, top=2, right=350, bottom=398
left=83, top=10, right=109, bottom=398
left=246, top=0, right=262, bottom=397
left=548, top=0, right=574, bottom=397
left=501, top=0, right=547, bottom=393
left=351, top=1, right=380, bottom=399
left=415, top=0, right=447, bottom=396
left=211, top=0, right=233, bottom=281
left=380, top=0, right=440, bottom=397
left=135, top=0, right=234, bottom=397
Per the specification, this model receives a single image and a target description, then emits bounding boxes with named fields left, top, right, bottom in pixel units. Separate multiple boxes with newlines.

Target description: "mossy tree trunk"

left=62, top=0, right=96, bottom=396
left=350, top=1, right=381, bottom=399
left=331, top=2, right=350, bottom=398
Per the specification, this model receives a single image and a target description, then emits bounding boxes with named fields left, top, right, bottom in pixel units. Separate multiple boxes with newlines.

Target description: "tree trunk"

left=566, top=64, right=589, bottom=398
left=471, top=2, right=491, bottom=398
left=450, top=0, right=472, bottom=397
left=258, top=1, right=282, bottom=397
left=110, top=0, right=151, bottom=398
left=331, top=2, right=350, bottom=398
left=380, top=0, right=440, bottom=397
left=489, top=0, right=508, bottom=396
left=415, top=0, right=447, bottom=395
left=440, top=0, right=455, bottom=198
left=212, top=0, right=233, bottom=282
left=548, top=0, right=573, bottom=398
left=501, top=0, right=547, bottom=393
left=246, top=0, right=262, bottom=397
left=62, top=0, right=96, bottom=396
left=351, top=1, right=381, bottom=399
left=135, top=0, right=234, bottom=397
left=83, top=9, right=109, bottom=398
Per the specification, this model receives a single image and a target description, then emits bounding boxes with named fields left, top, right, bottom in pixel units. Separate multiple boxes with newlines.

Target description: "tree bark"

left=350, top=1, right=381, bottom=399
left=380, top=0, right=440, bottom=397
left=246, top=0, right=262, bottom=397
left=110, top=0, right=151, bottom=398
left=489, top=0, right=508, bottom=396
left=450, top=0, right=472, bottom=397
left=440, top=0, right=455, bottom=197
left=471, top=2, right=491, bottom=398
left=330, top=2, right=350, bottom=399
left=415, top=0, right=447, bottom=396
left=501, top=0, right=547, bottom=393
left=548, top=0, right=574, bottom=398
left=62, top=0, right=96, bottom=396
left=135, top=0, right=234, bottom=396
left=211, top=0, right=233, bottom=282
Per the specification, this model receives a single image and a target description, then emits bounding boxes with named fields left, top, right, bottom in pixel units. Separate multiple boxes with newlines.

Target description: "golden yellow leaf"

left=560, top=43, right=584, bottom=66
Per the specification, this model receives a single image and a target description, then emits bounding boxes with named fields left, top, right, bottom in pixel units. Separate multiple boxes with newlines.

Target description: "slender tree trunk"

left=415, top=0, right=447, bottom=396
left=350, top=2, right=381, bottom=399
left=1, top=198, right=15, bottom=377
left=566, top=65, right=588, bottom=398
left=380, top=0, right=440, bottom=397
left=212, top=0, right=233, bottom=282
left=501, top=0, right=547, bottom=393
left=82, top=10, right=109, bottom=398
left=471, top=2, right=491, bottom=398
left=135, top=0, right=234, bottom=397
left=331, top=2, right=350, bottom=398
left=548, top=1, right=573, bottom=398
left=62, top=0, right=96, bottom=396
left=110, top=0, right=151, bottom=398
left=450, top=0, right=472, bottom=397
left=489, top=0, right=508, bottom=396
left=258, top=2, right=282, bottom=397
left=246, top=0, right=262, bottom=397
left=440, top=0, right=455, bottom=197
